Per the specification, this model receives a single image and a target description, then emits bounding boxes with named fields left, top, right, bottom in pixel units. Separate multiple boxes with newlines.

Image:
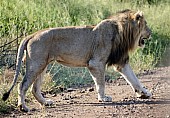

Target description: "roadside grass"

left=0, top=69, right=19, bottom=113
left=0, top=0, right=170, bottom=113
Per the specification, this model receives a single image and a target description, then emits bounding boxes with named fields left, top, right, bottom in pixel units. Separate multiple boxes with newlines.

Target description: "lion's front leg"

left=118, top=64, right=152, bottom=99
left=88, top=60, right=112, bottom=102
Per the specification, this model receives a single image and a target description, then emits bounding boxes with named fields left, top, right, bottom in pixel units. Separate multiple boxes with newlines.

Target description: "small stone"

left=63, top=97, right=70, bottom=100
left=148, top=106, right=153, bottom=109
left=31, top=108, right=36, bottom=111
left=52, top=94, right=56, bottom=97
left=88, top=87, right=94, bottom=92
left=67, top=88, right=75, bottom=92
left=11, top=113, right=15, bottom=117
left=108, top=79, right=113, bottom=83
left=80, top=90, right=86, bottom=93
left=60, top=93, right=64, bottom=96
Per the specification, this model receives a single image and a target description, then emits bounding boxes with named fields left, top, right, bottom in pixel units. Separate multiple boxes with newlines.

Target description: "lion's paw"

left=44, top=99, right=54, bottom=106
left=136, top=88, right=152, bottom=99
left=18, top=104, right=30, bottom=112
left=98, top=96, right=112, bottom=102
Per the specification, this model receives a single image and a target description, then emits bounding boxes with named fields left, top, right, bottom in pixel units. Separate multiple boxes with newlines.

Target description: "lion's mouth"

left=139, top=37, right=147, bottom=47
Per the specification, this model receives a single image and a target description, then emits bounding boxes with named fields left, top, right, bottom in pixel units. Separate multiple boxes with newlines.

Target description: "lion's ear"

left=131, top=11, right=143, bottom=21
left=132, top=11, right=143, bottom=21
left=135, top=14, right=141, bottom=21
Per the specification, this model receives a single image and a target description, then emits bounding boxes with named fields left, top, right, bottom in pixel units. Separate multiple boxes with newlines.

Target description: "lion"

left=2, top=9, right=152, bottom=112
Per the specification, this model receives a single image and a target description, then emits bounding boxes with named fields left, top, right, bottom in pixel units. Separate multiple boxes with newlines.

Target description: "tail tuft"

left=2, top=91, right=10, bottom=101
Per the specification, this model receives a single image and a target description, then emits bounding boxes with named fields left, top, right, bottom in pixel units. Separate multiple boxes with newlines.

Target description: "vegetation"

left=0, top=0, right=170, bottom=113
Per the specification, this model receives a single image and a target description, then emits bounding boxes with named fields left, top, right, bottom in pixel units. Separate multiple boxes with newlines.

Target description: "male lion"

left=2, top=9, right=152, bottom=112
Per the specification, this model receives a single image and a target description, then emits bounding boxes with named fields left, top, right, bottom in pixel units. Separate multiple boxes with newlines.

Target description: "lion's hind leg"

left=18, top=60, right=47, bottom=112
left=31, top=67, right=53, bottom=106
left=18, top=72, right=37, bottom=112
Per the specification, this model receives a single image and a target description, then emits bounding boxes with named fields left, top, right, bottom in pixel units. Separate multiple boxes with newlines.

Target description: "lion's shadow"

left=76, top=98, right=170, bottom=106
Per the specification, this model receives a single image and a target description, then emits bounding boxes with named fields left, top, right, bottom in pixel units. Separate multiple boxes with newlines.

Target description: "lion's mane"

left=106, top=9, right=145, bottom=69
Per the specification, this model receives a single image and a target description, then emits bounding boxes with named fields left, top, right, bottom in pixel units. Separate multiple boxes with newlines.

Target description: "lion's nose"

left=148, top=28, right=152, bottom=37
left=148, top=31, right=152, bottom=39
left=146, top=28, right=152, bottom=39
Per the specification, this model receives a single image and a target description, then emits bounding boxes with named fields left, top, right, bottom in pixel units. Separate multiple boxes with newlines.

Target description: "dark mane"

left=106, top=9, right=138, bottom=68
left=116, top=9, right=131, bottom=14
left=106, top=38, right=129, bottom=68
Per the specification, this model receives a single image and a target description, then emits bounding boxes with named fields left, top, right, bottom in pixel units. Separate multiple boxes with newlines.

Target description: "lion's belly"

left=56, top=56, right=88, bottom=67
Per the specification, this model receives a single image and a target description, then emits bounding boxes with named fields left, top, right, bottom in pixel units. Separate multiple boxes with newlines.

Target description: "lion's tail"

left=2, top=38, right=30, bottom=101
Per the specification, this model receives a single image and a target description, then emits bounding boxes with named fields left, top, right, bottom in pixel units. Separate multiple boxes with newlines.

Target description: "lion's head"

left=107, top=9, right=151, bottom=67
left=116, top=9, right=151, bottom=49
left=137, top=14, right=151, bottom=48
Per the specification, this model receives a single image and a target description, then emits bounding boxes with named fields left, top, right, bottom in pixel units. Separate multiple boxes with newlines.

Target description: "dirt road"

left=2, top=66, right=170, bottom=118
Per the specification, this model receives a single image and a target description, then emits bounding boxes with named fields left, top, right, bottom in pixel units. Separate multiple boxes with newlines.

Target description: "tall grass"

left=0, top=0, right=169, bottom=69
left=130, top=3, right=170, bottom=70
left=0, top=0, right=170, bottom=112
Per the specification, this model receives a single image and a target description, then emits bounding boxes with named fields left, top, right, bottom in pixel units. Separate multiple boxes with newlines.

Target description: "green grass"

left=0, top=0, right=170, bottom=113
left=0, top=0, right=169, bottom=69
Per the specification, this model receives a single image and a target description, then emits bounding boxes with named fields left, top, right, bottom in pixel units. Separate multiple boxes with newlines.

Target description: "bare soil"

left=1, top=66, right=170, bottom=118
